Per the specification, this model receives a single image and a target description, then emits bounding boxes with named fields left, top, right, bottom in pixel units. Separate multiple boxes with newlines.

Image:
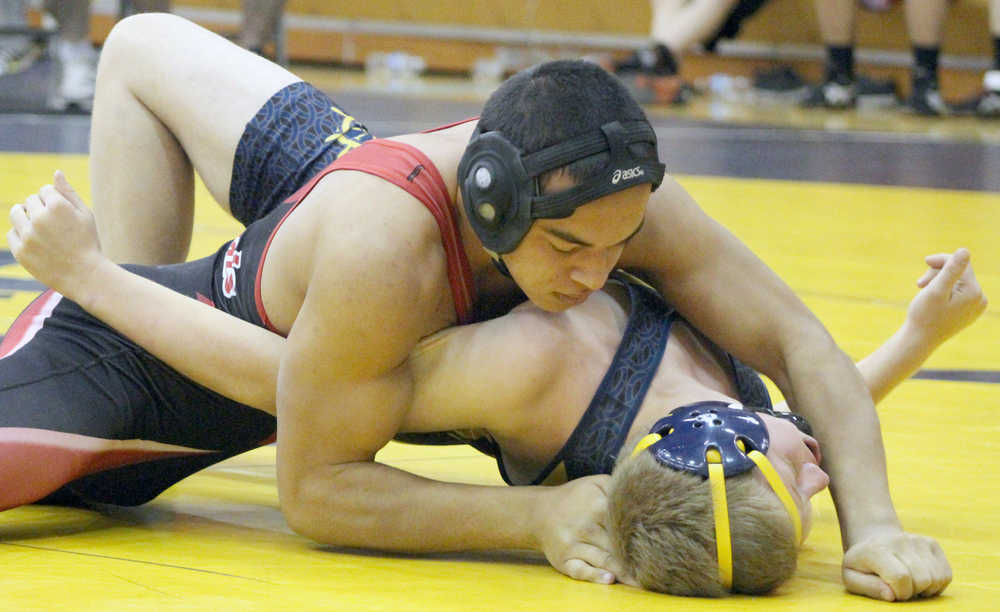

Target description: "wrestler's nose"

left=569, top=248, right=615, bottom=291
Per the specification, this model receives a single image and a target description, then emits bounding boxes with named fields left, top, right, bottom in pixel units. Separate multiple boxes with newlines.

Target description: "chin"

left=534, top=296, right=571, bottom=312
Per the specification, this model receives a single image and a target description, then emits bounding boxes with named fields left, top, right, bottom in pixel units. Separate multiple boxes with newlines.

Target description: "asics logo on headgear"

left=612, top=166, right=644, bottom=185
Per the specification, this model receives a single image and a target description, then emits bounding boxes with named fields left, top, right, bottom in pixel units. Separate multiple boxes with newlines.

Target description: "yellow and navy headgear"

left=631, top=401, right=805, bottom=591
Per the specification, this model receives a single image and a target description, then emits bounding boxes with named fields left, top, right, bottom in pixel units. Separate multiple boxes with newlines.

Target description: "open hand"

left=7, top=171, right=107, bottom=301
left=843, top=528, right=952, bottom=601
left=536, top=475, right=632, bottom=586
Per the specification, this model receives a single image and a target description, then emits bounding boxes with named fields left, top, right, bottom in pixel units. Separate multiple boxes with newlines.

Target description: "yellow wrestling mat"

left=1, top=153, right=998, bottom=610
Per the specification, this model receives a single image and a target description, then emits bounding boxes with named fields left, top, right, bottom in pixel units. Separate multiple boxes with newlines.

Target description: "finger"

left=54, top=170, right=86, bottom=210
left=560, top=558, right=615, bottom=585
left=23, top=193, right=45, bottom=218
left=901, top=546, right=934, bottom=599
left=845, top=547, right=913, bottom=600
left=953, top=255, right=984, bottom=296
left=617, top=573, right=640, bottom=588
left=881, top=553, right=915, bottom=601
left=923, top=253, right=950, bottom=268
left=578, top=536, right=628, bottom=583
left=927, top=249, right=970, bottom=295
left=6, top=228, right=22, bottom=255
left=916, top=252, right=951, bottom=287
left=921, top=540, right=953, bottom=597
left=916, top=267, right=939, bottom=288
left=843, top=567, right=895, bottom=601
left=9, top=202, right=29, bottom=233
left=38, top=184, right=68, bottom=209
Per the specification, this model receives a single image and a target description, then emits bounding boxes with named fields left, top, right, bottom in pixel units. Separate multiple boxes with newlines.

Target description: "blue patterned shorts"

left=228, top=81, right=374, bottom=226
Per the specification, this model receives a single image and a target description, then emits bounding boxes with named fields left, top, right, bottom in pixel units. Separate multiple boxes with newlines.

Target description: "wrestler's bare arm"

left=272, top=183, right=626, bottom=583
left=617, top=176, right=949, bottom=601
left=8, top=173, right=282, bottom=411
left=9, top=175, right=627, bottom=585
left=771, top=249, right=986, bottom=411
left=855, top=250, right=986, bottom=404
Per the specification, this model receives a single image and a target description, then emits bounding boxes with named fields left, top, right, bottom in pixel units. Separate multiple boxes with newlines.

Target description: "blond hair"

left=608, top=450, right=797, bottom=597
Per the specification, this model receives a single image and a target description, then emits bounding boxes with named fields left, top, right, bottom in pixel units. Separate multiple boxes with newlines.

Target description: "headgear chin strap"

left=458, top=120, right=666, bottom=254
left=630, top=401, right=803, bottom=591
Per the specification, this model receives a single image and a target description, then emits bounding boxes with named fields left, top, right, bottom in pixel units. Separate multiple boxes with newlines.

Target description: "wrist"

left=71, top=255, right=117, bottom=312
left=842, top=512, right=903, bottom=550
left=896, top=320, right=941, bottom=358
left=526, top=486, right=556, bottom=552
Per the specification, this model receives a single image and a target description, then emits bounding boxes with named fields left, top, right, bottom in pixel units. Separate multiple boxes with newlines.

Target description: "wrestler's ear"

left=53, top=170, right=87, bottom=210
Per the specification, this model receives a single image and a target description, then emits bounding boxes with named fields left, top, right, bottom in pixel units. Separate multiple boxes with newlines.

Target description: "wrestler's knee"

left=99, top=13, right=190, bottom=81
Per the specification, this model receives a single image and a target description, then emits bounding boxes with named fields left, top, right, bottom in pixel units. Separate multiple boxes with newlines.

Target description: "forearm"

left=855, top=321, right=938, bottom=405
left=781, top=332, right=901, bottom=548
left=75, top=259, right=281, bottom=412
left=774, top=321, right=937, bottom=410
left=285, top=460, right=544, bottom=552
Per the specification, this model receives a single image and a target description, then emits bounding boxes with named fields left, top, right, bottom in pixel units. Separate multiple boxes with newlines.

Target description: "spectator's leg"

left=45, top=0, right=97, bottom=110
left=992, top=0, right=1000, bottom=67
left=239, top=0, right=287, bottom=56
left=815, top=0, right=855, bottom=47
left=130, top=0, right=171, bottom=12
left=0, top=0, right=32, bottom=76
left=904, top=0, right=949, bottom=115
left=960, top=0, right=1000, bottom=116
left=801, top=0, right=857, bottom=108
left=650, top=0, right=740, bottom=54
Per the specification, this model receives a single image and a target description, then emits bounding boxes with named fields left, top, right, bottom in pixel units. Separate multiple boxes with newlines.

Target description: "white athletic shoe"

left=49, top=38, right=97, bottom=112
left=0, top=34, right=36, bottom=76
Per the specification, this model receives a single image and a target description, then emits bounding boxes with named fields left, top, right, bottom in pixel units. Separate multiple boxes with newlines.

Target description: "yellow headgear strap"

left=630, top=435, right=804, bottom=592
left=706, top=448, right=733, bottom=590
left=706, top=442, right=804, bottom=591
left=746, top=449, right=803, bottom=545
left=631, top=433, right=663, bottom=458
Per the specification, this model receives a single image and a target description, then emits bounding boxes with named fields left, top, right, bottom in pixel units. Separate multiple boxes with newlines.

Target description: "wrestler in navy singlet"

left=396, top=272, right=775, bottom=486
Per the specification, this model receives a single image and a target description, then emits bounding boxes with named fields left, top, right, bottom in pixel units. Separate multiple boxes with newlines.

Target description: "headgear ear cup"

left=458, top=120, right=666, bottom=255
left=458, top=131, right=536, bottom=254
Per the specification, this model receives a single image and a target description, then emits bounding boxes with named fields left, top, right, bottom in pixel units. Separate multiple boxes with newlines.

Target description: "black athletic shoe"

left=801, top=75, right=857, bottom=109
left=906, top=70, right=949, bottom=116
left=753, top=65, right=808, bottom=94
left=613, top=44, right=679, bottom=77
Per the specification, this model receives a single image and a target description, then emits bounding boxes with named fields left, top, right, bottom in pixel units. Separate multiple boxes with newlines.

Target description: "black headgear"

left=458, top=120, right=666, bottom=254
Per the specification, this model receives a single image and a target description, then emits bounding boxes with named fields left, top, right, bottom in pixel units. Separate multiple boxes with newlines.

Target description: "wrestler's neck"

left=626, top=320, right=742, bottom=448
left=596, top=283, right=743, bottom=458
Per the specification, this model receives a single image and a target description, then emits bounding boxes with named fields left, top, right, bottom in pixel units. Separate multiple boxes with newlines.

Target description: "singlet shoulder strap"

left=286, top=139, right=477, bottom=324
left=526, top=271, right=676, bottom=484
left=421, top=117, right=478, bottom=133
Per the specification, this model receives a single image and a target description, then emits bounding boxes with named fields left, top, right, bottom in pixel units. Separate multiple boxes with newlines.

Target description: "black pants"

left=0, top=259, right=276, bottom=509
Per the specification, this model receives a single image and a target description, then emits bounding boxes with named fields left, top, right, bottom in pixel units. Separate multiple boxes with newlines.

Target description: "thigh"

left=0, top=285, right=276, bottom=508
left=229, top=82, right=375, bottom=224
left=100, top=12, right=301, bottom=209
